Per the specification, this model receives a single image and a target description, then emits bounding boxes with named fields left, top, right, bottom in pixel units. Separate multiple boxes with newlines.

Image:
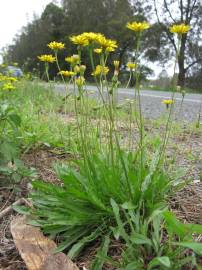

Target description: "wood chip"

left=10, top=216, right=79, bottom=270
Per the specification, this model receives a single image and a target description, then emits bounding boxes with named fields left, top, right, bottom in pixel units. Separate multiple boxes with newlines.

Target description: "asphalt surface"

left=53, top=83, right=202, bottom=122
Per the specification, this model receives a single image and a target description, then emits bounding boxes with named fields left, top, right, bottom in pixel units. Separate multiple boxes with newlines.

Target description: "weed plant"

left=14, top=22, right=202, bottom=269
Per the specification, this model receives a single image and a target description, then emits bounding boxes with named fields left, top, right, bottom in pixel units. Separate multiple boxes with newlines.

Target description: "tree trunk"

left=178, top=60, right=185, bottom=87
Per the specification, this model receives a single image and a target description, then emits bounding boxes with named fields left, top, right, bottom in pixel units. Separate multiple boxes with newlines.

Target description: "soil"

left=0, top=148, right=71, bottom=270
left=0, top=130, right=201, bottom=269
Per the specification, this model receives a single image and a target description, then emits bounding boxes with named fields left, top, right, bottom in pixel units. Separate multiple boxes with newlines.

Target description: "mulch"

left=0, top=132, right=201, bottom=270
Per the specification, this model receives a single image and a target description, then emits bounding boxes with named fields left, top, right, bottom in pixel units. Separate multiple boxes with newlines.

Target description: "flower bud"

left=76, top=76, right=85, bottom=87
left=113, top=60, right=120, bottom=70
left=80, top=65, right=86, bottom=75
left=74, top=65, right=80, bottom=74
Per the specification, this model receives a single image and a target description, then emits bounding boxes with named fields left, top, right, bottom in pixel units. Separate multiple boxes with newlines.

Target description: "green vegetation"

left=1, top=16, right=202, bottom=270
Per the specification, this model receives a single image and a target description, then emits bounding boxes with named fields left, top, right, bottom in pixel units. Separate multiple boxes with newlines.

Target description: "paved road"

left=53, top=83, right=202, bottom=122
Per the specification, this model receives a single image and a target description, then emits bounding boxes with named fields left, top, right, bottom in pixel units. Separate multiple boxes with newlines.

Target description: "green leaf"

left=163, top=211, right=187, bottom=238
left=130, top=232, right=152, bottom=246
left=110, top=199, right=128, bottom=242
left=125, top=261, right=144, bottom=270
left=90, top=235, right=110, bottom=270
left=172, top=242, right=202, bottom=256
left=164, top=211, right=202, bottom=237
left=0, top=141, right=19, bottom=161
left=121, top=201, right=136, bottom=210
left=68, top=228, right=101, bottom=259
left=8, top=114, right=21, bottom=126
left=12, top=205, right=30, bottom=215
left=148, top=256, right=171, bottom=269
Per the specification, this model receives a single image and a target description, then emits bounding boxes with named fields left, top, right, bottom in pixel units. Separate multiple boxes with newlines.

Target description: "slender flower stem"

left=126, top=71, right=132, bottom=89
left=158, top=37, right=181, bottom=166
left=134, top=33, right=144, bottom=180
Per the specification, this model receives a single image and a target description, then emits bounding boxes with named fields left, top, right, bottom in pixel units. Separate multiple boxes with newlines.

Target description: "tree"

left=7, top=3, right=66, bottom=77
left=62, top=0, right=151, bottom=75
left=152, top=0, right=202, bottom=87
left=7, top=0, right=153, bottom=81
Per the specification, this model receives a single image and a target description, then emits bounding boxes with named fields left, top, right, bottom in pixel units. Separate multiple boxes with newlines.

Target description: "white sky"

left=0, top=0, right=54, bottom=52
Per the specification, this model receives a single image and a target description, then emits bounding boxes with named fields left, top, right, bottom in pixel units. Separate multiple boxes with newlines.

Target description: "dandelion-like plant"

left=169, top=23, right=190, bottom=35
left=126, top=21, right=150, bottom=32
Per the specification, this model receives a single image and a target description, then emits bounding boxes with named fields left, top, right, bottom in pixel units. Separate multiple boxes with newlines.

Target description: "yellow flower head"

left=127, top=62, right=137, bottom=70
left=48, top=41, right=65, bottom=50
left=65, top=55, right=80, bottom=65
left=94, top=48, right=103, bottom=54
left=70, top=34, right=89, bottom=46
left=38, top=54, right=56, bottom=63
left=82, top=32, right=104, bottom=43
left=76, top=76, right=85, bottom=87
left=113, top=60, right=120, bottom=70
left=169, top=23, right=190, bottom=35
left=58, top=70, right=75, bottom=77
left=96, top=36, right=118, bottom=52
left=162, top=99, right=174, bottom=105
left=6, top=76, right=18, bottom=82
left=126, top=21, right=150, bottom=32
left=92, top=65, right=109, bottom=76
left=2, top=82, right=16, bottom=91
left=106, top=46, right=116, bottom=52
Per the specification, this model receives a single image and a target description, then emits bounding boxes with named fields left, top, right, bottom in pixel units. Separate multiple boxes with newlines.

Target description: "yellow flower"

left=58, top=70, right=75, bottom=77
left=92, top=65, right=109, bottom=76
left=76, top=76, right=85, bottom=87
left=162, top=99, right=174, bottom=105
left=94, top=48, right=103, bottom=54
left=0, top=75, right=18, bottom=82
left=127, top=62, right=137, bottom=70
left=82, top=32, right=104, bottom=43
left=48, top=41, right=65, bottom=50
left=126, top=21, right=150, bottom=32
left=70, top=34, right=89, bottom=46
left=38, top=54, right=56, bottom=63
left=2, top=82, right=16, bottom=91
left=169, top=23, right=190, bottom=34
left=106, top=46, right=116, bottom=52
left=6, top=76, right=18, bottom=82
left=113, top=61, right=120, bottom=70
left=65, top=55, right=80, bottom=64
left=96, top=36, right=118, bottom=52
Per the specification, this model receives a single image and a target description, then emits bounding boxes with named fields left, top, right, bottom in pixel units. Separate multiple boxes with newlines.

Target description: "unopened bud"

left=74, top=65, right=80, bottom=73
left=80, top=65, right=86, bottom=75
left=113, top=60, right=120, bottom=70
left=76, top=76, right=85, bottom=87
